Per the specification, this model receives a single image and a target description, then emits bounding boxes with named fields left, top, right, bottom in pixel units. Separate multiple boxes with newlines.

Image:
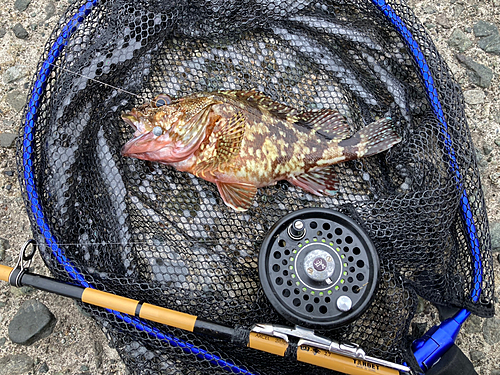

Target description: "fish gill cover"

left=17, top=0, right=494, bottom=374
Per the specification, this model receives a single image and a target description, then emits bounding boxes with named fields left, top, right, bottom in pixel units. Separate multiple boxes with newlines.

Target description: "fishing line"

left=47, top=62, right=141, bottom=98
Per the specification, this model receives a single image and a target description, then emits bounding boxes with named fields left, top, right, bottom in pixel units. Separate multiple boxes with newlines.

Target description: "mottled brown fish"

left=121, top=90, right=401, bottom=211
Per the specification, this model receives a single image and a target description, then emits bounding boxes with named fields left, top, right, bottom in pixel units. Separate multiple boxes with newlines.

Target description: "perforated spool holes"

left=259, top=208, right=379, bottom=328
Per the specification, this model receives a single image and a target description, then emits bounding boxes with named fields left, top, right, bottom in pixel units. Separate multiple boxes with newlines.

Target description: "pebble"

left=3, top=66, right=25, bottom=84
left=10, top=285, right=35, bottom=296
left=478, top=34, right=500, bottom=55
left=483, top=317, right=500, bottom=344
left=436, top=15, right=452, bottom=29
left=0, top=354, right=34, bottom=375
left=45, top=2, right=56, bottom=20
left=465, top=314, right=483, bottom=334
left=8, top=300, right=57, bottom=346
left=12, top=23, right=29, bottom=39
left=491, top=222, right=500, bottom=251
left=5, top=90, right=26, bottom=112
left=470, top=349, right=486, bottom=364
left=0, top=337, right=5, bottom=346
left=0, top=133, right=17, bottom=148
left=411, top=322, right=427, bottom=338
left=463, top=89, right=485, bottom=105
left=4, top=170, right=14, bottom=177
left=5, top=184, right=12, bottom=191
left=0, top=28, right=6, bottom=38
left=79, top=365, right=90, bottom=372
left=0, top=237, right=9, bottom=261
left=38, top=362, right=49, bottom=374
left=455, top=54, right=493, bottom=88
left=422, top=5, right=437, bottom=14
left=473, top=20, right=499, bottom=38
left=447, top=28, right=473, bottom=52
left=14, top=0, right=32, bottom=12
left=483, top=144, right=494, bottom=155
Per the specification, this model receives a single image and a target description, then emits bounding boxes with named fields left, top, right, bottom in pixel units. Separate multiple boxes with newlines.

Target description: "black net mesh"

left=17, top=0, right=494, bottom=374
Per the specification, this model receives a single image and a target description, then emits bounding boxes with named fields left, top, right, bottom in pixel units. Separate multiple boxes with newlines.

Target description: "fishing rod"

left=0, top=240, right=409, bottom=375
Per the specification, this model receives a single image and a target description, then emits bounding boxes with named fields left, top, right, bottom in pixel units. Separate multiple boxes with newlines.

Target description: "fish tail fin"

left=339, top=117, right=401, bottom=159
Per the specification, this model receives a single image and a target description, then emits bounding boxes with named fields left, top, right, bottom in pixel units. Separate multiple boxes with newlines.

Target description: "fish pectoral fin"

left=295, top=109, right=351, bottom=140
left=192, top=112, right=246, bottom=176
left=288, top=167, right=339, bottom=196
left=216, top=181, right=257, bottom=211
left=215, top=111, right=246, bottom=163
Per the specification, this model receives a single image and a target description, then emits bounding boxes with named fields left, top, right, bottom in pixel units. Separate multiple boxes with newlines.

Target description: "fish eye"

left=152, top=126, right=163, bottom=136
left=154, top=95, right=172, bottom=107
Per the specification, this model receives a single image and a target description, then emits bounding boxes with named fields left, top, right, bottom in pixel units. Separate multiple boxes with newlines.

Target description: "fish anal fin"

left=288, top=167, right=339, bottom=196
left=216, top=181, right=257, bottom=211
left=295, top=109, right=351, bottom=140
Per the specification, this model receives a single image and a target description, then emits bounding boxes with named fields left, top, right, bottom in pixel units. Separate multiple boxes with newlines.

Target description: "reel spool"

left=259, top=208, right=379, bottom=329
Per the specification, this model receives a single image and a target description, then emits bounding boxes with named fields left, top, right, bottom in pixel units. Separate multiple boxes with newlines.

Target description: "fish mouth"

left=121, top=131, right=153, bottom=157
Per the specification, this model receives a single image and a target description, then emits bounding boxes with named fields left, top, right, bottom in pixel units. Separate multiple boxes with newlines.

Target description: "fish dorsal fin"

left=294, top=109, right=352, bottom=141
left=193, top=111, right=246, bottom=175
left=216, top=181, right=257, bottom=211
left=288, top=167, right=339, bottom=196
left=219, top=90, right=298, bottom=119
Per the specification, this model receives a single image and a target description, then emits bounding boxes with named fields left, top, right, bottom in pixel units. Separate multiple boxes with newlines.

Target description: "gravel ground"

left=0, top=1, right=499, bottom=374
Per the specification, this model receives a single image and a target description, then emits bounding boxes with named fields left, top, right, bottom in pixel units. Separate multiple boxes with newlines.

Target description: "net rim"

left=19, top=0, right=484, bottom=372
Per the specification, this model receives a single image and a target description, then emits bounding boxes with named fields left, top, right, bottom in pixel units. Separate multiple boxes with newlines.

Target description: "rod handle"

left=0, top=264, right=13, bottom=282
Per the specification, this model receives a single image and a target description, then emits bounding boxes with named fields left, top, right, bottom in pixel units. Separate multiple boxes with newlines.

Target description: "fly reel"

left=259, top=208, right=379, bottom=329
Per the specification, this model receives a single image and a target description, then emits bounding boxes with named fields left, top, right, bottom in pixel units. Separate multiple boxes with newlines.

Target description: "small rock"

left=455, top=54, right=493, bottom=88
left=465, top=314, right=483, bottom=333
left=411, top=322, right=427, bottom=338
left=3, top=66, right=25, bottom=84
left=478, top=34, right=500, bottom=55
left=4, top=170, right=14, bottom=177
left=94, top=341, right=103, bottom=369
left=492, top=370, right=500, bottom=375
left=495, top=139, right=500, bottom=148
left=0, top=354, right=34, bottom=375
left=10, top=285, right=35, bottom=296
left=424, top=22, right=436, bottom=30
left=447, top=29, right=473, bottom=52
left=491, top=222, right=500, bottom=251
left=37, top=362, right=49, bottom=374
left=470, top=349, right=486, bottom=364
left=79, top=365, right=89, bottom=372
left=8, top=300, right=57, bottom=346
left=5, top=184, right=12, bottom=191
left=0, top=133, right=17, bottom=148
left=5, top=90, right=26, bottom=112
left=422, top=5, right=437, bottom=14
left=0, top=28, right=6, bottom=38
left=491, top=172, right=500, bottom=186
left=0, top=301, right=6, bottom=308
left=45, top=2, right=56, bottom=20
left=483, top=144, right=494, bottom=155
left=463, top=89, right=485, bottom=105
left=12, top=23, right=29, bottom=39
left=436, top=16, right=452, bottom=29
left=473, top=20, right=499, bottom=38
left=483, top=317, right=500, bottom=344
left=475, top=148, right=488, bottom=168
left=0, top=237, right=9, bottom=261
left=14, top=0, right=32, bottom=12
left=0, top=337, right=5, bottom=346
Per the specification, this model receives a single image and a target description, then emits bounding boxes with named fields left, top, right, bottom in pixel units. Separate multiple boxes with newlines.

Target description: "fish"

left=121, top=90, right=401, bottom=211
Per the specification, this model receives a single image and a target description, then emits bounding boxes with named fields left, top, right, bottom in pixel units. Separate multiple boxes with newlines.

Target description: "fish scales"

left=121, top=90, right=401, bottom=211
